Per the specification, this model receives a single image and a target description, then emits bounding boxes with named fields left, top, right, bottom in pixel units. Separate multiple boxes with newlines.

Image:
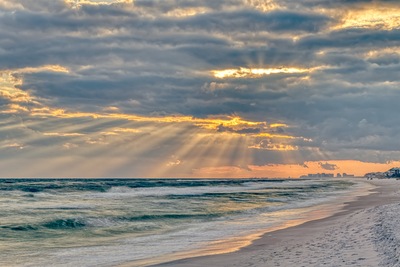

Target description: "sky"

left=1, top=0, right=400, bottom=178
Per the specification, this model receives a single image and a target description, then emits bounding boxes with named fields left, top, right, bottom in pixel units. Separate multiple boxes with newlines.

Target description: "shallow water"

left=0, top=178, right=357, bottom=266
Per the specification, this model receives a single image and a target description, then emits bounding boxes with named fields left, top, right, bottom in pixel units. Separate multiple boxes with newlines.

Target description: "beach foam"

left=151, top=179, right=400, bottom=267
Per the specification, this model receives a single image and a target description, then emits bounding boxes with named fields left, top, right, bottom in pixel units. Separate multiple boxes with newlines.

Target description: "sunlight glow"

left=334, top=6, right=400, bottom=30
left=212, top=67, right=310, bottom=79
left=0, top=64, right=308, bottom=178
left=244, top=0, right=279, bottom=12
left=0, top=67, right=67, bottom=105
left=65, top=0, right=133, bottom=9
left=0, top=65, right=69, bottom=108
left=365, top=47, right=400, bottom=58
left=43, top=132, right=85, bottom=137
left=269, top=123, right=288, bottom=128
left=112, top=127, right=141, bottom=133
left=0, top=104, right=29, bottom=114
left=30, top=106, right=273, bottom=135
left=256, top=132, right=295, bottom=139
left=2, top=142, right=24, bottom=149
left=14, top=65, right=69, bottom=74
left=166, top=7, right=209, bottom=17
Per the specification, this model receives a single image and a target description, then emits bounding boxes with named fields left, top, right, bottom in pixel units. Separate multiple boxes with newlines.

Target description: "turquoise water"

left=0, top=178, right=355, bottom=266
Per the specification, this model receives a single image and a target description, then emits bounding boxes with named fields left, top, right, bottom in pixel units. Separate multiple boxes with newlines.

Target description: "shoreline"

left=147, top=179, right=400, bottom=267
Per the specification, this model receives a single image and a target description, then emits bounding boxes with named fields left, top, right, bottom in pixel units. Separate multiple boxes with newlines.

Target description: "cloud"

left=2, top=142, right=25, bottom=149
left=217, top=124, right=261, bottom=134
left=318, top=162, right=338, bottom=171
left=0, top=0, right=400, bottom=177
left=43, top=132, right=84, bottom=137
left=166, top=159, right=181, bottom=167
left=65, top=0, right=134, bottom=9
left=249, top=139, right=298, bottom=151
left=212, top=67, right=313, bottom=79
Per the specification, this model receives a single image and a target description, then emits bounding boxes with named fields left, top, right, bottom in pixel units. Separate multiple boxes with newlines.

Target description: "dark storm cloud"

left=174, top=10, right=331, bottom=33
left=133, top=0, right=238, bottom=10
left=298, top=29, right=400, bottom=50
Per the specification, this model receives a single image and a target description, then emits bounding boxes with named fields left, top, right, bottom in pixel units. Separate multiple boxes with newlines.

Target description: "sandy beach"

left=151, top=179, right=400, bottom=267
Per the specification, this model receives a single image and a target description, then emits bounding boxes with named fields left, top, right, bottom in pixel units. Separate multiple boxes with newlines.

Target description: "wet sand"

left=151, top=179, right=400, bottom=267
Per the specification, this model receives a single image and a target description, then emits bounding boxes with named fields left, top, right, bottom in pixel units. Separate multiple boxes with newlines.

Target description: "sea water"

left=0, top=178, right=361, bottom=266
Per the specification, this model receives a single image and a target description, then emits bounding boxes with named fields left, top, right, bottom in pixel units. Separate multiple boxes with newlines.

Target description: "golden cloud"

left=333, top=5, right=400, bottom=30
left=256, top=132, right=295, bottom=139
left=13, top=65, right=69, bottom=74
left=166, top=159, right=181, bottom=167
left=21, top=102, right=304, bottom=143
left=165, top=7, right=209, bottom=17
left=0, top=65, right=69, bottom=107
left=269, top=123, right=289, bottom=128
left=212, top=67, right=311, bottom=79
left=2, top=142, right=24, bottom=149
left=43, top=132, right=85, bottom=137
left=65, top=0, right=133, bottom=9
left=365, top=47, right=400, bottom=59
left=112, top=127, right=141, bottom=133
left=244, top=0, right=279, bottom=12
left=0, top=104, right=29, bottom=114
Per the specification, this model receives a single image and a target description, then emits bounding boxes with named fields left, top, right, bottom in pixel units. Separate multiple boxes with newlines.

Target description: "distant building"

left=300, top=172, right=356, bottom=178
left=385, top=168, right=400, bottom=178
left=364, top=168, right=400, bottom=179
left=364, top=172, right=385, bottom=179
left=300, top=173, right=334, bottom=178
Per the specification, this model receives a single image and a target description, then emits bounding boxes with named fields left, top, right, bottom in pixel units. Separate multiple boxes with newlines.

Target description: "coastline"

left=146, top=179, right=400, bottom=267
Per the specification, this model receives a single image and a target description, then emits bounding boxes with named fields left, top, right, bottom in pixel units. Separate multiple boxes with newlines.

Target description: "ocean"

left=0, top=178, right=364, bottom=267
